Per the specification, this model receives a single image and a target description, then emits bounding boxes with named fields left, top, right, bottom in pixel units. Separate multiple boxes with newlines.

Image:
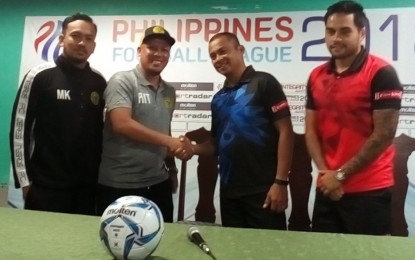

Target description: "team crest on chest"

left=164, top=97, right=173, bottom=109
left=90, top=91, right=100, bottom=106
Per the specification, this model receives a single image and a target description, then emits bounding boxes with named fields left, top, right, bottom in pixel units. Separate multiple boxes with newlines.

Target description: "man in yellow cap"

left=97, top=26, right=187, bottom=222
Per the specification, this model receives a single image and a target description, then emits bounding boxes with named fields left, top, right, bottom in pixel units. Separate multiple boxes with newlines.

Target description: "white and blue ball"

left=99, top=196, right=164, bottom=260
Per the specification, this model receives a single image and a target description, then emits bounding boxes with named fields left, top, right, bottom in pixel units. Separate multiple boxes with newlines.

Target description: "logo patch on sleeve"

left=374, top=90, right=402, bottom=100
left=271, top=101, right=289, bottom=113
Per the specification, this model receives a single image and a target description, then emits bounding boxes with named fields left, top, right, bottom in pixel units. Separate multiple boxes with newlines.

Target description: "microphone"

left=187, top=226, right=215, bottom=258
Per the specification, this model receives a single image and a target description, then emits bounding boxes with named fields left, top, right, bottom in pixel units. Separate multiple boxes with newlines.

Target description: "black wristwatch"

left=274, top=178, right=289, bottom=186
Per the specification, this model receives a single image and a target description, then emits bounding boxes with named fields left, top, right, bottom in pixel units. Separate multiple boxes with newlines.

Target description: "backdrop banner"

left=9, top=8, right=415, bottom=236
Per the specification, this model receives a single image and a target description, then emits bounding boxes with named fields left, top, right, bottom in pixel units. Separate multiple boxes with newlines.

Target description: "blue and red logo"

left=34, top=20, right=62, bottom=61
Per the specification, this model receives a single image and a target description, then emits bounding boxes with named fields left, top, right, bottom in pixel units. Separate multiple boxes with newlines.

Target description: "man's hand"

left=318, top=170, right=343, bottom=197
left=263, top=184, right=288, bottom=213
left=327, top=187, right=344, bottom=201
left=173, top=136, right=194, bottom=160
left=166, top=137, right=185, bottom=155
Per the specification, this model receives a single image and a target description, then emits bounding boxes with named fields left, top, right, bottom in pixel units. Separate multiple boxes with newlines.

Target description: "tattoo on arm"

left=342, top=109, right=399, bottom=175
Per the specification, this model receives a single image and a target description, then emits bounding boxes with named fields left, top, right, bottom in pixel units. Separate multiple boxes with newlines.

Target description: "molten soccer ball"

left=99, top=196, right=164, bottom=260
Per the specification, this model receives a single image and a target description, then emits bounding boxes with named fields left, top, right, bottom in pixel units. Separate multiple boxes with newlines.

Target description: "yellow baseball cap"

left=141, top=25, right=175, bottom=46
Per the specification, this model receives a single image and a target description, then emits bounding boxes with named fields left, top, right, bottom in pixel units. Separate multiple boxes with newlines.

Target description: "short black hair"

left=62, top=12, right=97, bottom=34
left=209, top=32, right=241, bottom=47
left=324, top=1, right=367, bottom=29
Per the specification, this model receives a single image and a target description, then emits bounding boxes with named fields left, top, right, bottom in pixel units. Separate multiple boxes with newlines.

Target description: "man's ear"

left=359, top=27, right=366, bottom=43
left=58, top=34, right=64, bottom=47
left=91, top=42, right=96, bottom=54
left=238, top=44, right=245, bottom=53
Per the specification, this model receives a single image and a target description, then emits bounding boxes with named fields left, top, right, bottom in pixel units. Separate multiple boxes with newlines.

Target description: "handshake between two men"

left=166, top=135, right=196, bottom=161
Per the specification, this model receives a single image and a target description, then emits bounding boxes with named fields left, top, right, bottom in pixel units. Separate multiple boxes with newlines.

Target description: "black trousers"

left=96, top=178, right=174, bottom=222
left=312, top=188, right=392, bottom=235
left=25, top=183, right=96, bottom=215
left=220, top=192, right=287, bottom=230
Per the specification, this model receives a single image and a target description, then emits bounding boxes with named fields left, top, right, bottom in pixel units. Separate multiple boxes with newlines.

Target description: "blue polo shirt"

left=211, top=65, right=290, bottom=198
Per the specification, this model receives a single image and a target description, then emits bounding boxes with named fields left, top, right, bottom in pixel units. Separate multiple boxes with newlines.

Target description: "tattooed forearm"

left=341, top=109, right=399, bottom=175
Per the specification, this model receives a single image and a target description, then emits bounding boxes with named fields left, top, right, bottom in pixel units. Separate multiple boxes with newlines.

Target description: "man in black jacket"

left=9, top=13, right=106, bottom=215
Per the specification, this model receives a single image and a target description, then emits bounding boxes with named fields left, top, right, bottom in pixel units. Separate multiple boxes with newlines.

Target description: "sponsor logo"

left=176, top=102, right=211, bottom=110
left=403, top=85, right=415, bottom=93
left=400, top=106, right=415, bottom=115
left=286, top=94, right=307, bottom=102
left=176, top=93, right=213, bottom=100
left=398, top=119, right=415, bottom=126
left=179, top=83, right=197, bottom=88
left=173, top=112, right=212, bottom=120
left=398, top=112, right=415, bottom=127
left=34, top=20, right=62, bottom=61
left=291, top=115, right=305, bottom=123
left=283, top=84, right=306, bottom=91
left=402, top=97, right=415, bottom=103
left=107, top=207, right=137, bottom=217
left=170, top=82, right=214, bottom=91
left=179, top=103, right=197, bottom=109
left=289, top=104, right=305, bottom=111
left=374, top=90, right=402, bottom=100
left=271, top=101, right=289, bottom=112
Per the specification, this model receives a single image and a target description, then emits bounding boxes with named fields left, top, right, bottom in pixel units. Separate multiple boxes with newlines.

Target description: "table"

left=0, top=207, right=414, bottom=259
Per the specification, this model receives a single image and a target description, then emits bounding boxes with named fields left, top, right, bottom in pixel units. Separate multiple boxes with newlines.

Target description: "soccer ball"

left=99, top=196, right=164, bottom=260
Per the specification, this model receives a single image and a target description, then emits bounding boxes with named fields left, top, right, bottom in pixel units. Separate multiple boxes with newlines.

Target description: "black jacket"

left=9, top=55, right=106, bottom=189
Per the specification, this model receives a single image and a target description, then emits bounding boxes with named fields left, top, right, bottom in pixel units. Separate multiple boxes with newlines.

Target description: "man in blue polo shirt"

left=182, top=32, right=294, bottom=229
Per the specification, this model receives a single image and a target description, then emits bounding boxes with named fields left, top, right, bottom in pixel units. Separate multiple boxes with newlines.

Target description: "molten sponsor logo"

left=107, top=207, right=137, bottom=216
left=271, top=101, right=289, bottom=112
left=180, top=83, right=197, bottom=88
left=179, top=103, right=197, bottom=108
left=374, top=90, right=402, bottom=100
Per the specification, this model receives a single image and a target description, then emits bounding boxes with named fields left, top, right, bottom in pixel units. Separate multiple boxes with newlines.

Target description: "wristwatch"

left=335, top=169, right=347, bottom=181
left=274, top=178, right=289, bottom=186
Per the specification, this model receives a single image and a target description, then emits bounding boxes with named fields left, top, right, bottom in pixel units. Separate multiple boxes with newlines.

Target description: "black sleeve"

left=260, top=73, right=291, bottom=122
left=371, top=65, right=402, bottom=110
left=9, top=70, right=42, bottom=188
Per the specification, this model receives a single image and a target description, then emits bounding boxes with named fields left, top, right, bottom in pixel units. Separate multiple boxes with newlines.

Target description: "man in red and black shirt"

left=305, top=1, right=402, bottom=235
